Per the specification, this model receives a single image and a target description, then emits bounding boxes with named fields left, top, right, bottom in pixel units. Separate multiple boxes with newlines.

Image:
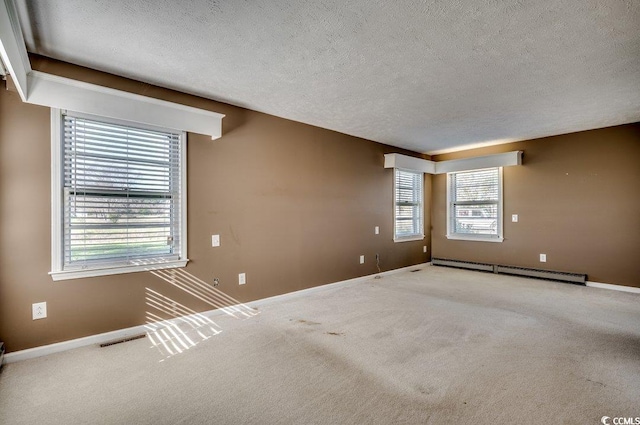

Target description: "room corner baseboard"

left=3, top=262, right=429, bottom=365
left=586, top=281, right=640, bottom=294
left=248, top=262, right=430, bottom=308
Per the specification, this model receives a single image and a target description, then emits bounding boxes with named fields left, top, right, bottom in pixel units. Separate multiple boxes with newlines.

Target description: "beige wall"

left=431, top=124, right=640, bottom=287
left=1, top=56, right=637, bottom=353
left=0, top=57, right=430, bottom=352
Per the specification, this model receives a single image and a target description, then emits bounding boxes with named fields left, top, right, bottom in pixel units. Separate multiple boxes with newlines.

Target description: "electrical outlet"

left=540, top=254, right=547, bottom=262
left=359, top=255, right=365, bottom=264
left=374, top=226, right=379, bottom=235
left=423, top=246, right=427, bottom=253
left=238, top=273, right=246, bottom=285
left=32, top=302, right=47, bottom=320
left=211, top=234, right=220, bottom=247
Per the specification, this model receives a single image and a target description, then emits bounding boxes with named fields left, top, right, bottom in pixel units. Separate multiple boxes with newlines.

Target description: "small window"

left=394, top=169, right=424, bottom=242
left=447, top=167, right=503, bottom=242
left=50, top=110, right=188, bottom=280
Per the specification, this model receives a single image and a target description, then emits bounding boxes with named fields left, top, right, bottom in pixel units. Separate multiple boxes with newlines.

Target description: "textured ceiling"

left=14, top=0, right=640, bottom=153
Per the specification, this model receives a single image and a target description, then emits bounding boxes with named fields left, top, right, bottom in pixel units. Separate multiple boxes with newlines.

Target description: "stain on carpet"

left=295, top=319, right=321, bottom=325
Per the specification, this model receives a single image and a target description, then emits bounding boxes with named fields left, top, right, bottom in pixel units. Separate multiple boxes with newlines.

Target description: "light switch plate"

left=359, top=255, right=365, bottom=264
left=238, top=273, right=246, bottom=285
left=512, top=214, right=518, bottom=222
left=374, top=226, right=379, bottom=235
left=212, top=234, right=220, bottom=247
left=540, top=254, right=547, bottom=262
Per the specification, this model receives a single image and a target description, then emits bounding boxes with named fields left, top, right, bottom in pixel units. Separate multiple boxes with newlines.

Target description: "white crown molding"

left=0, top=55, right=7, bottom=76
left=0, top=0, right=31, bottom=100
left=384, top=151, right=522, bottom=174
left=28, top=71, right=224, bottom=139
left=0, top=0, right=224, bottom=139
left=434, top=151, right=523, bottom=174
left=384, top=153, right=436, bottom=173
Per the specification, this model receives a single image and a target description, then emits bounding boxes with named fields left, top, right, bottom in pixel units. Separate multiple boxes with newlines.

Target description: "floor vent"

left=432, top=258, right=587, bottom=285
left=99, top=334, right=146, bottom=348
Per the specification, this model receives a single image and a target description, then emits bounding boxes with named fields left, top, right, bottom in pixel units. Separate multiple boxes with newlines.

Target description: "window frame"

left=50, top=108, right=188, bottom=281
left=446, top=167, right=504, bottom=243
left=393, top=168, right=425, bottom=242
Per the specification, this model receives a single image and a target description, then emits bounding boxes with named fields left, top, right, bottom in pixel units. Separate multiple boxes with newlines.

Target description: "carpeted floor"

left=1, top=265, right=639, bottom=424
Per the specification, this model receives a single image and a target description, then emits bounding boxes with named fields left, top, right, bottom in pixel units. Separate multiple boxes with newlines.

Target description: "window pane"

left=449, top=168, right=501, bottom=238
left=395, top=169, right=423, bottom=239
left=63, top=114, right=182, bottom=269
left=453, top=203, right=498, bottom=235
left=453, top=168, right=499, bottom=202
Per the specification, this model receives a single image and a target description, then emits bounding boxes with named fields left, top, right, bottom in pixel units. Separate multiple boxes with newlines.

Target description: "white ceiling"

left=14, top=0, right=640, bottom=154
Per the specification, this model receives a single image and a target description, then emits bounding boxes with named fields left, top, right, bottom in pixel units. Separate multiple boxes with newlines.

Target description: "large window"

left=394, top=169, right=424, bottom=241
left=50, top=110, right=187, bottom=280
left=447, top=167, right=503, bottom=242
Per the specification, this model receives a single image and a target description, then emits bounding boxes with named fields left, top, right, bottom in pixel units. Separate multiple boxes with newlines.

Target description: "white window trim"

left=393, top=168, right=425, bottom=243
left=394, top=235, right=425, bottom=243
left=49, top=108, right=189, bottom=281
left=446, top=167, right=504, bottom=243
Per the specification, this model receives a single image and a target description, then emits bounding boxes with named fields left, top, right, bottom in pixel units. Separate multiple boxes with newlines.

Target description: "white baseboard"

left=3, top=263, right=429, bottom=364
left=3, top=324, right=150, bottom=364
left=586, top=281, right=640, bottom=294
left=249, top=262, right=430, bottom=308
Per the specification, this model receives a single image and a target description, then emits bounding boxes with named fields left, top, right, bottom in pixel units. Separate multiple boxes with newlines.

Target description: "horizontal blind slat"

left=63, top=114, right=182, bottom=268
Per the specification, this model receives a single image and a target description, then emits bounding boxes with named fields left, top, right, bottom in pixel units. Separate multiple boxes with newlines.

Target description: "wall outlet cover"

left=238, top=273, right=246, bottom=285
left=359, top=255, right=365, bottom=264
left=540, top=254, right=547, bottom=262
left=211, top=234, right=220, bottom=247
left=32, top=302, right=47, bottom=320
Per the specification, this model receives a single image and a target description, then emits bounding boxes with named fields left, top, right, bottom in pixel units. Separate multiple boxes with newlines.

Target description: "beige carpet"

left=1, top=265, right=639, bottom=424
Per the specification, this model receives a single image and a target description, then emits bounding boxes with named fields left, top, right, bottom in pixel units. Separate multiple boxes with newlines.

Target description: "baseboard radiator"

left=432, top=258, right=587, bottom=285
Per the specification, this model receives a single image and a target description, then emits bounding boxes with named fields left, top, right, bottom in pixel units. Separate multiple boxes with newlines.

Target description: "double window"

left=447, top=167, right=503, bottom=242
left=394, top=169, right=424, bottom=241
left=50, top=110, right=187, bottom=280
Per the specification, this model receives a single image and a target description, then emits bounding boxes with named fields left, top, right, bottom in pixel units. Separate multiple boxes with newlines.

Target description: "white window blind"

left=394, top=169, right=424, bottom=240
left=448, top=167, right=502, bottom=239
left=62, top=112, right=184, bottom=270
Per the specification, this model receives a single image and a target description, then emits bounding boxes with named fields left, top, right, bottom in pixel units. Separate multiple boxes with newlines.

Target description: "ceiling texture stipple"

left=13, top=0, right=640, bottom=153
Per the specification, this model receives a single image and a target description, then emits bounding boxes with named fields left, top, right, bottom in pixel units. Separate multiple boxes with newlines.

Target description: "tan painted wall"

left=431, top=124, right=640, bottom=287
left=0, top=57, right=430, bottom=352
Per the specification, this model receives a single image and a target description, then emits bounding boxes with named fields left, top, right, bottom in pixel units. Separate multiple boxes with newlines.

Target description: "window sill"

left=394, top=235, right=425, bottom=243
left=446, top=234, right=504, bottom=243
left=49, top=259, right=189, bottom=281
